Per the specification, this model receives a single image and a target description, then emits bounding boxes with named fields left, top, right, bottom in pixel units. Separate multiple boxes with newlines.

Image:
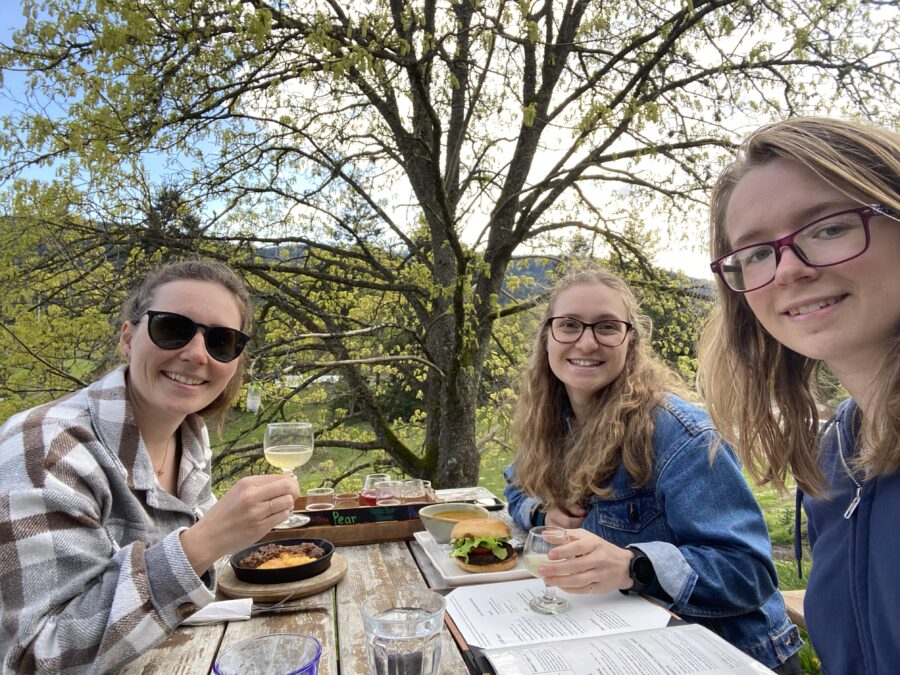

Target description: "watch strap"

left=529, top=502, right=546, bottom=527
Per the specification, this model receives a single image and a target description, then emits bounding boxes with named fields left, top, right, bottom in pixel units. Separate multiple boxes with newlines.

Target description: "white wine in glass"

left=264, top=422, right=314, bottom=529
left=264, top=445, right=313, bottom=471
left=523, top=553, right=559, bottom=577
left=523, top=526, right=572, bottom=614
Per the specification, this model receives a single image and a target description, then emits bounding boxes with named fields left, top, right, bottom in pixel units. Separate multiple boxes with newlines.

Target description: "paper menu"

left=446, top=579, right=774, bottom=674
left=445, top=578, right=671, bottom=649
left=434, top=486, right=501, bottom=501
left=482, top=623, right=773, bottom=674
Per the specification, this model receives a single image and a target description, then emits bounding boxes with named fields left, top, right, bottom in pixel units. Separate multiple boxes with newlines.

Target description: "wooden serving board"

left=261, top=519, right=426, bottom=546
left=261, top=488, right=500, bottom=546
left=218, top=553, right=348, bottom=602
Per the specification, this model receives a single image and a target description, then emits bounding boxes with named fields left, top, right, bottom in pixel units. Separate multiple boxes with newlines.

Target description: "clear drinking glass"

left=264, top=422, right=314, bottom=528
left=523, top=526, right=572, bottom=614
left=361, top=588, right=446, bottom=675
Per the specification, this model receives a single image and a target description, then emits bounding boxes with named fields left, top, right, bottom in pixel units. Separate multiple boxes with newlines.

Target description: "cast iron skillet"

left=230, top=538, right=334, bottom=584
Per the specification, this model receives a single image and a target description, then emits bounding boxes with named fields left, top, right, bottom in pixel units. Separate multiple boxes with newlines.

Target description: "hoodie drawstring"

left=794, top=486, right=804, bottom=580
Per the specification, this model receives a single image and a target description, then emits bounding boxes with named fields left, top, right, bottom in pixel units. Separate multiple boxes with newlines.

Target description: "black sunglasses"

left=142, top=310, right=250, bottom=363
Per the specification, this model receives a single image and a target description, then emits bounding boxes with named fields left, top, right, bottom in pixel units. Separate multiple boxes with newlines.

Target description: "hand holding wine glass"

left=180, top=473, right=299, bottom=575
left=264, top=422, right=314, bottom=528
left=523, top=526, right=572, bottom=614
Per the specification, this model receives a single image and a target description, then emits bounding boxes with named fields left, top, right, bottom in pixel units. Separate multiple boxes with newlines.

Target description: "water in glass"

left=365, top=607, right=442, bottom=675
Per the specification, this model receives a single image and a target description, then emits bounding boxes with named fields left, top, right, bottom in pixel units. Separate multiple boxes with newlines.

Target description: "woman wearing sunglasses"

left=0, top=260, right=299, bottom=672
left=699, top=117, right=900, bottom=673
left=504, top=266, right=802, bottom=673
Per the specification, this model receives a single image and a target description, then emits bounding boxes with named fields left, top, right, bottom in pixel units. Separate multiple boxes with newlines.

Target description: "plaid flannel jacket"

left=0, top=366, right=218, bottom=673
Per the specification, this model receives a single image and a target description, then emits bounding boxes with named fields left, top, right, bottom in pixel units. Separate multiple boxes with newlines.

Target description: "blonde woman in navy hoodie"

left=699, top=117, right=900, bottom=674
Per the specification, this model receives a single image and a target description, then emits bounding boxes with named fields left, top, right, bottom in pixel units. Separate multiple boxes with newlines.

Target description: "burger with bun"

left=449, top=519, right=517, bottom=573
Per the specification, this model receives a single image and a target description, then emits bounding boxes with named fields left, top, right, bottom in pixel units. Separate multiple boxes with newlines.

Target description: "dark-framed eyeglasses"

left=710, top=204, right=891, bottom=293
left=546, top=316, right=633, bottom=347
left=141, top=310, right=250, bottom=363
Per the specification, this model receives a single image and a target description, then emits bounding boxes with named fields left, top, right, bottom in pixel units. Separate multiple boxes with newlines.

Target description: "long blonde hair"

left=698, top=117, right=900, bottom=495
left=512, top=267, right=683, bottom=508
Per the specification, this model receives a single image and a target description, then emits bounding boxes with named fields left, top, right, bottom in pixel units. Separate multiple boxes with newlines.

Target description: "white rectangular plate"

left=413, top=530, right=533, bottom=587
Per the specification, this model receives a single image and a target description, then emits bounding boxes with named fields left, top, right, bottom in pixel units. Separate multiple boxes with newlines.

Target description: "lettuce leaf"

left=449, top=536, right=510, bottom=563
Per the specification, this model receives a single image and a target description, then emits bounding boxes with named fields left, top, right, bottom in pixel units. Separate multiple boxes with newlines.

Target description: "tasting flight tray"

left=260, top=487, right=504, bottom=546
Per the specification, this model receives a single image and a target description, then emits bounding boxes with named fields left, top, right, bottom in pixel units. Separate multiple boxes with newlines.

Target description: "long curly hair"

left=120, top=258, right=253, bottom=421
left=697, top=117, right=900, bottom=495
left=511, top=266, right=684, bottom=508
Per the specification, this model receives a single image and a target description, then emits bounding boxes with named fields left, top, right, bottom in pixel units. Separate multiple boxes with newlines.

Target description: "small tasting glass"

left=335, top=492, right=360, bottom=508
left=374, top=480, right=403, bottom=506
left=306, top=487, right=335, bottom=511
left=362, top=473, right=392, bottom=506
left=402, top=479, right=427, bottom=503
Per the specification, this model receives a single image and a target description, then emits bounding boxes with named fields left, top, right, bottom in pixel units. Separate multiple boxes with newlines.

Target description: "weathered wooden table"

left=118, top=540, right=472, bottom=674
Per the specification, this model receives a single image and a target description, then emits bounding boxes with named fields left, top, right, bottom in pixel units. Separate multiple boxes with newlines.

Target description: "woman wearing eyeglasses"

left=0, top=260, right=299, bottom=673
left=699, top=117, right=900, bottom=673
left=504, top=266, right=802, bottom=673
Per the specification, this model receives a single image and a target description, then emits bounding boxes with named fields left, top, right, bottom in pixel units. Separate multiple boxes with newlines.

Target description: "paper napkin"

left=181, top=598, right=252, bottom=626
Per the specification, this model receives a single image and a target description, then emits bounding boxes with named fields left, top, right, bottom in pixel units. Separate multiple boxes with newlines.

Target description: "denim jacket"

left=504, top=394, right=801, bottom=669
left=800, top=399, right=900, bottom=674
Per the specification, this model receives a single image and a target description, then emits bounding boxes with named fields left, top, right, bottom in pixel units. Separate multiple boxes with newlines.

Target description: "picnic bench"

left=781, top=589, right=806, bottom=630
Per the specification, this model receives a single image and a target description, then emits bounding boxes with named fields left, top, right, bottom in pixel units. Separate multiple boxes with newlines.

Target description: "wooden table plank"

left=408, top=539, right=448, bottom=590
left=781, top=589, right=806, bottom=630
left=116, top=541, right=472, bottom=674
left=337, top=543, right=469, bottom=675
left=117, top=603, right=337, bottom=675
left=218, top=597, right=337, bottom=675
left=118, top=624, right=224, bottom=674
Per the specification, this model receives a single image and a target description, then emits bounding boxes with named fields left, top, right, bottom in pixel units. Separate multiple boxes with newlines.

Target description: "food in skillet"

left=238, top=542, right=325, bottom=569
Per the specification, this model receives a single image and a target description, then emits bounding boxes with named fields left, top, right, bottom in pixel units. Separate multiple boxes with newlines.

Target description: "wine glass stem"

left=543, top=583, right=558, bottom=603
left=282, top=469, right=297, bottom=509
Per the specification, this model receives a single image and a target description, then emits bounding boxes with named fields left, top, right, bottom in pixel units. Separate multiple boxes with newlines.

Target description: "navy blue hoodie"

left=802, top=399, right=900, bottom=673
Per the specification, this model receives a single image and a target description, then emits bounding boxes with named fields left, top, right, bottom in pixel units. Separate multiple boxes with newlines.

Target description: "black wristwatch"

left=623, top=549, right=655, bottom=595
left=529, top=502, right=546, bottom=527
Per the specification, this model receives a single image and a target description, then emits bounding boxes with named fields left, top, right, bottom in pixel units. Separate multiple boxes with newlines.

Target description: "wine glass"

left=361, top=473, right=391, bottom=506
left=264, top=422, right=314, bottom=529
left=523, top=526, right=572, bottom=614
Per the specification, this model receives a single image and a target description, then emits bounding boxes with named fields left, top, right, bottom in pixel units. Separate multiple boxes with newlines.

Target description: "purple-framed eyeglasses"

left=710, top=204, right=891, bottom=293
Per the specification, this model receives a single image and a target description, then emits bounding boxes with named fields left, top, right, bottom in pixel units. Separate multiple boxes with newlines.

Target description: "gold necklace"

left=153, top=436, right=173, bottom=477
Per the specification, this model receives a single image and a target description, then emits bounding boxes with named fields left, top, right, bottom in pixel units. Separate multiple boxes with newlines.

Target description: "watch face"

left=632, top=554, right=655, bottom=585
